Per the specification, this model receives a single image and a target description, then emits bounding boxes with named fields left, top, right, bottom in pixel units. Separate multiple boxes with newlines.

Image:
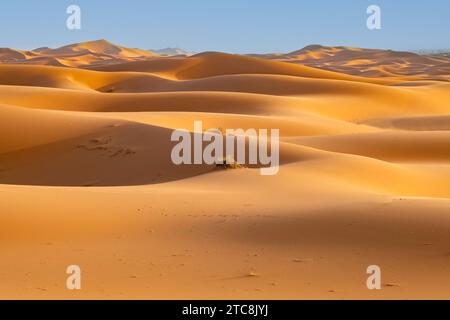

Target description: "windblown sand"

left=1, top=41, right=450, bottom=299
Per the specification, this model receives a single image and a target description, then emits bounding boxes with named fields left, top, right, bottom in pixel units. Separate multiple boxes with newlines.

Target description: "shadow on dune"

left=0, top=122, right=214, bottom=187
left=0, top=121, right=302, bottom=187
left=196, top=200, right=450, bottom=250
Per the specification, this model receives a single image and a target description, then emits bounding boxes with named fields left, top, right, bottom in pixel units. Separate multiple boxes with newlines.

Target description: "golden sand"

left=1, top=40, right=450, bottom=299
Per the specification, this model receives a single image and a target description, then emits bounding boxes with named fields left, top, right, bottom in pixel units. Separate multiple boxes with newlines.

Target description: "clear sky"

left=0, top=0, right=449, bottom=53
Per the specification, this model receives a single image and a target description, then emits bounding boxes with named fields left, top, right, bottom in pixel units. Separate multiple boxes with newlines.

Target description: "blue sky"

left=0, top=0, right=449, bottom=53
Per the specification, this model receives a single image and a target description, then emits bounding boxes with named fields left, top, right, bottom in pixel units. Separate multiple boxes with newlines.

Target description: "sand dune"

left=1, top=41, right=450, bottom=299
left=0, top=64, right=392, bottom=94
left=0, top=40, right=158, bottom=68
left=88, top=51, right=394, bottom=85
left=289, top=131, right=450, bottom=162
left=364, top=115, right=450, bottom=131
left=0, top=107, right=213, bottom=186
left=39, top=39, right=155, bottom=58
left=253, top=45, right=450, bottom=80
left=0, top=48, right=31, bottom=61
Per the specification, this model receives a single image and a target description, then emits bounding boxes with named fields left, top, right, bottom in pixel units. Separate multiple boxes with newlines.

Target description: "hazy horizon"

left=3, top=38, right=450, bottom=56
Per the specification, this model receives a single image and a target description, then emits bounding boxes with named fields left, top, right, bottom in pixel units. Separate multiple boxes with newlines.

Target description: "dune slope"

left=0, top=41, right=450, bottom=299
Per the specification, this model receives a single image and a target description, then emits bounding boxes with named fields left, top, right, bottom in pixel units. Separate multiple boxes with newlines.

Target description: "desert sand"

left=1, top=40, right=450, bottom=299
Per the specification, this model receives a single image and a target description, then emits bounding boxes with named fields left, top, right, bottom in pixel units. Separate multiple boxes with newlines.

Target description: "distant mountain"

left=33, top=47, right=51, bottom=53
left=414, top=49, right=450, bottom=55
left=150, top=47, right=193, bottom=56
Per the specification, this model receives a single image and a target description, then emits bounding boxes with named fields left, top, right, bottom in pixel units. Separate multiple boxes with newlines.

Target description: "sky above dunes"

left=0, top=0, right=449, bottom=53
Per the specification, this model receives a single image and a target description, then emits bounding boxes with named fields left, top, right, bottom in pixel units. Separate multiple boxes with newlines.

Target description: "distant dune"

left=252, top=44, right=450, bottom=80
left=1, top=40, right=450, bottom=299
left=3, top=40, right=450, bottom=79
left=0, top=39, right=158, bottom=68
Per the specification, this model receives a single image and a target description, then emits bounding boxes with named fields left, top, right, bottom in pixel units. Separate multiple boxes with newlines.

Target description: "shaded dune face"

left=0, top=105, right=212, bottom=186
left=1, top=40, right=450, bottom=299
